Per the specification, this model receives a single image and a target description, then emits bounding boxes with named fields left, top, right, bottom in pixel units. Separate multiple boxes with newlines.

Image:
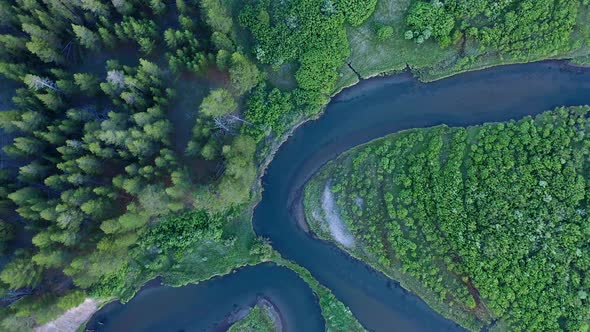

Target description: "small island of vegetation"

left=228, top=299, right=279, bottom=332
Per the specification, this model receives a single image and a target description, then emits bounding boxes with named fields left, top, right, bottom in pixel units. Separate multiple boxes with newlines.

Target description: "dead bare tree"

left=212, top=113, right=257, bottom=134
left=24, top=74, right=61, bottom=92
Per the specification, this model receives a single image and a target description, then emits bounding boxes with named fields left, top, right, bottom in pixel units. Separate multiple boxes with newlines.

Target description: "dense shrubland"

left=339, top=0, right=590, bottom=89
left=305, top=107, right=590, bottom=331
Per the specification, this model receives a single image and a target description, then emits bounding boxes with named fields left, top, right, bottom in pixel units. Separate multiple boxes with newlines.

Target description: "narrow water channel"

left=88, top=61, right=590, bottom=331
left=85, top=263, right=324, bottom=331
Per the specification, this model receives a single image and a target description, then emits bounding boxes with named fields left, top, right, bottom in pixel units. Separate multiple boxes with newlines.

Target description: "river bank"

left=35, top=299, right=98, bottom=332
left=85, top=263, right=325, bottom=332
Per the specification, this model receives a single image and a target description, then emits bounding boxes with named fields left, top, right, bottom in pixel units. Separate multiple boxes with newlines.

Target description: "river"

left=87, top=61, right=590, bottom=331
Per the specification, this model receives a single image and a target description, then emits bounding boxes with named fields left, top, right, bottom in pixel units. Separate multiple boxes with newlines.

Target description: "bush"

left=376, top=25, right=394, bottom=41
left=406, top=1, right=454, bottom=47
left=339, top=0, right=378, bottom=26
left=138, top=210, right=223, bottom=253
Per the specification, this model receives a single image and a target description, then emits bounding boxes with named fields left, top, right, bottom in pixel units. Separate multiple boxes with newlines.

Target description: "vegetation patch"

left=305, top=106, right=590, bottom=332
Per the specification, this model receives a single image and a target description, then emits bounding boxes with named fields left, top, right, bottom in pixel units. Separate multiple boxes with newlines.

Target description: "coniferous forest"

left=0, top=0, right=272, bottom=328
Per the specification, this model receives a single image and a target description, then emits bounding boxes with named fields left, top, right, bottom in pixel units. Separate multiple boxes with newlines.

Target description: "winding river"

left=88, top=61, right=590, bottom=331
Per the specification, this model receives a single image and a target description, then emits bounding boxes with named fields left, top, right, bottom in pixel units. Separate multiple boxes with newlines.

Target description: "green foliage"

left=243, top=84, right=293, bottom=141
left=200, top=89, right=237, bottom=118
left=307, top=106, right=590, bottom=331
left=274, top=256, right=366, bottom=332
left=0, top=255, right=43, bottom=289
left=212, top=32, right=235, bottom=51
left=72, top=24, right=100, bottom=50
left=201, top=0, right=233, bottom=34
left=406, top=1, right=454, bottom=46
left=403, top=0, right=580, bottom=59
left=217, top=136, right=257, bottom=208
left=73, top=73, right=100, bottom=95
left=0, top=1, right=267, bottom=326
left=229, top=52, right=262, bottom=95
left=376, top=24, right=394, bottom=42
left=339, top=0, right=378, bottom=27
left=56, top=290, right=86, bottom=310
left=114, top=16, right=158, bottom=54
left=164, top=28, right=207, bottom=73
left=239, top=0, right=376, bottom=109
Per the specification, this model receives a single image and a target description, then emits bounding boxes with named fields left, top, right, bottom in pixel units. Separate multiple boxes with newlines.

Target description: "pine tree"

left=36, top=91, right=64, bottom=111
left=73, top=73, right=100, bottom=95
left=0, top=35, right=27, bottom=57
left=150, top=0, right=165, bottom=15
left=18, top=161, right=51, bottom=182
left=72, top=24, right=100, bottom=50
left=80, top=0, right=110, bottom=17
left=11, top=136, right=45, bottom=156
left=199, top=89, right=237, bottom=118
left=23, top=74, right=59, bottom=92
left=0, top=62, right=26, bottom=80
left=32, top=249, right=67, bottom=268
left=0, top=256, right=43, bottom=289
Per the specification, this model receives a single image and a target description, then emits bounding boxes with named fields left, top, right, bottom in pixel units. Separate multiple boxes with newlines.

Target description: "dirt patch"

left=321, top=181, right=355, bottom=248
left=35, top=298, right=98, bottom=332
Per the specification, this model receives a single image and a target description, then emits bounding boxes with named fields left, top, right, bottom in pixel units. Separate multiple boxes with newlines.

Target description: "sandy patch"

left=35, top=298, right=98, bottom=332
left=321, top=181, right=355, bottom=248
